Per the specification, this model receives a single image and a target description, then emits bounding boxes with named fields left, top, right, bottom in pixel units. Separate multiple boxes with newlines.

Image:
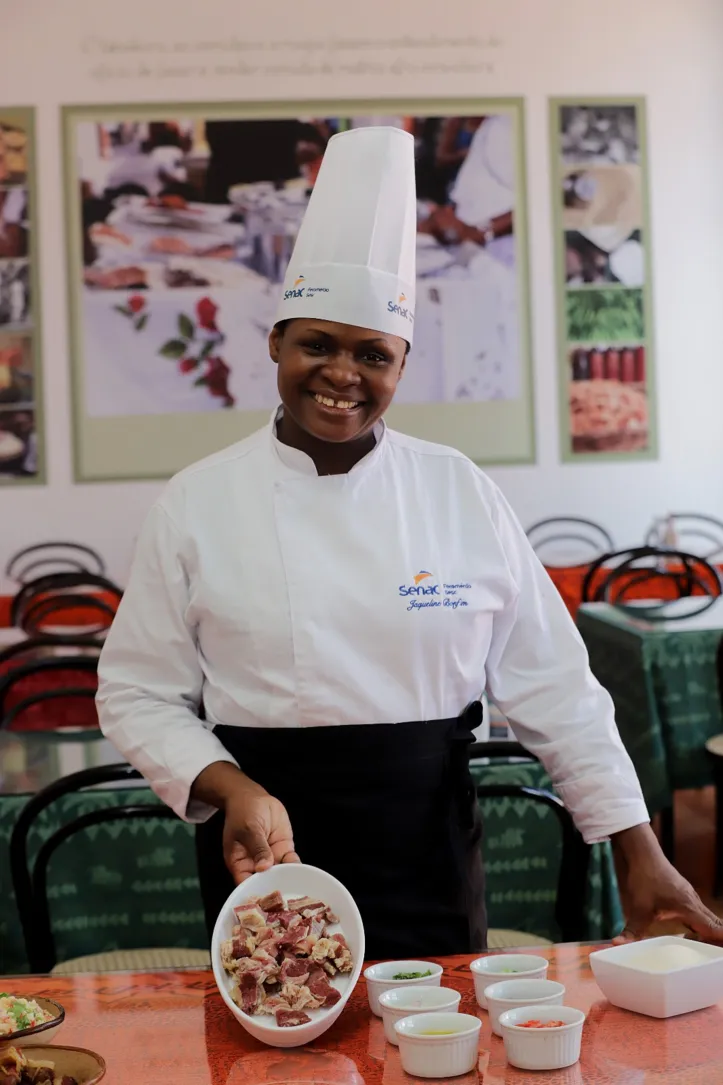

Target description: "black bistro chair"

left=526, top=517, right=614, bottom=570
left=0, top=656, right=99, bottom=731
left=6, top=542, right=107, bottom=585
left=581, top=545, right=722, bottom=618
left=0, top=635, right=103, bottom=673
left=9, top=764, right=210, bottom=973
left=645, top=514, right=723, bottom=564
left=470, top=741, right=591, bottom=946
left=11, top=571, right=122, bottom=638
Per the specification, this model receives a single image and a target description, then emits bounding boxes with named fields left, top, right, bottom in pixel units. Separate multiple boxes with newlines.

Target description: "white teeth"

left=313, top=393, right=359, bottom=410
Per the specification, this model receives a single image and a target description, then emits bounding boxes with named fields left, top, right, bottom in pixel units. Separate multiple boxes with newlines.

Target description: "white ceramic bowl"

left=0, top=998, right=65, bottom=1048
left=364, top=960, right=443, bottom=1017
left=485, top=978, right=565, bottom=1036
left=379, top=986, right=461, bottom=1045
left=394, top=1012, right=481, bottom=1078
left=211, top=863, right=364, bottom=1048
left=469, top=954, right=549, bottom=1008
left=499, top=1005, right=586, bottom=1071
left=589, top=935, right=723, bottom=1018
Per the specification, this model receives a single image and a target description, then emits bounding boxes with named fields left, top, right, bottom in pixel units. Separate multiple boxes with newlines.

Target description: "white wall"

left=2, top=0, right=723, bottom=589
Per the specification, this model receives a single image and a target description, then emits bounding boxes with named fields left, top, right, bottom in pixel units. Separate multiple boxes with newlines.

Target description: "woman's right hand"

left=223, top=784, right=300, bottom=884
left=191, top=761, right=300, bottom=883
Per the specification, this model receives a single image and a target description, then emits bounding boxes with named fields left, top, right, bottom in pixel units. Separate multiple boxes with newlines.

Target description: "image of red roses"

left=114, top=293, right=149, bottom=331
left=158, top=296, right=235, bottom=408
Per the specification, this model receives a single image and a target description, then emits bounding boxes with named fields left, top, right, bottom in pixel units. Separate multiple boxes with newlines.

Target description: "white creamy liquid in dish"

left=625, top=943, right=710, bottom=972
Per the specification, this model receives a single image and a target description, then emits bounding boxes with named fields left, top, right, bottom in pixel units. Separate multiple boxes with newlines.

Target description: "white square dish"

left=589, top=936, right=723, bottom=1018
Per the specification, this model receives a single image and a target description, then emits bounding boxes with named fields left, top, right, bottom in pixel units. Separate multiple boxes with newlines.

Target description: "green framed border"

left=62, top=98, right=535, bottom=482
left=549, top=96, right=658, bottom=463
left=0, top=106, right=46, bottom=486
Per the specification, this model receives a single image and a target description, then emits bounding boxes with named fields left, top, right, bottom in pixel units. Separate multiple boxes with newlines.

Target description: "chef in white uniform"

left=97, top=127, right=723, bottom=957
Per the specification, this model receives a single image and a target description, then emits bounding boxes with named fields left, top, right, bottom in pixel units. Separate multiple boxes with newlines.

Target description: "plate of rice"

left=0, top=995, right=65, bottom=1046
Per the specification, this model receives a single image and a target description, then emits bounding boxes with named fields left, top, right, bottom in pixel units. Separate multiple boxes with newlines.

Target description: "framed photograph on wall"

left=0, top=107, right=44, bottom=484
left=550, top=97, right=657, bottom=461
left=62, top=99, right=535, bottom=481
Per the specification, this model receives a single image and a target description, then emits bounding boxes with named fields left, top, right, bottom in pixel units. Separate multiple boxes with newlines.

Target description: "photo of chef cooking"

left=70, top=108, right=526, bottom=418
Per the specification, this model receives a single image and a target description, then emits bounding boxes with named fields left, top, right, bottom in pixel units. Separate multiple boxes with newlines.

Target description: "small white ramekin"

left=499, top=1004, right=585, bottom=1070
left=379, top=985, right=461, bottom=1045
left=394, top=1012, right=481, bottom=1078
left=485, top=978, right=565, bottom=1036
left=364, top=960, right=443, bottom=1017
left=469, top=953, right=549, bottom=1008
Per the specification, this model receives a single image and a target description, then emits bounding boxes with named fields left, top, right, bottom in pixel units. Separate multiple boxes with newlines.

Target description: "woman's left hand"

left=612, top=824, right=723, bottom=943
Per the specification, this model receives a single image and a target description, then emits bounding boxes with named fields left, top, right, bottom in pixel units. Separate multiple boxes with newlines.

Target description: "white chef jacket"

left=97, top=410, right=649, bottom=841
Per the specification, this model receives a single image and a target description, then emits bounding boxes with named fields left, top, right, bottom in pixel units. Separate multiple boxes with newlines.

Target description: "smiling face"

left=269, top=318, right=407, bottom=447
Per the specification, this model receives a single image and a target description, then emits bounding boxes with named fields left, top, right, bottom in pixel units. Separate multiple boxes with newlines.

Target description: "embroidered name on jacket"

left=398, top=571, right=472, bottom=612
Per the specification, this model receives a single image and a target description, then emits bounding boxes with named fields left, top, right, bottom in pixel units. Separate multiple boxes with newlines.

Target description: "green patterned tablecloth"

left=471, top=759, right=623, bottom=944
left=0, top=786, right=207, bottom=975
left=0, top=761, right=623, bottom=974
left=578, top=602, right=723, bottom=815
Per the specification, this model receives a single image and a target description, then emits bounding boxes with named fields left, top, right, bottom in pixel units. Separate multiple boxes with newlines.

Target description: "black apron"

left=195, top=702, right=487, bottom=960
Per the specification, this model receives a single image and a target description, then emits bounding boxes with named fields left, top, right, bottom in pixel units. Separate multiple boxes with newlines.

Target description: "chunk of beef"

left=258, top=890, right=285, bottom=912
left=279, top=958, right=310, bottom=984
left=280, top=982, right=322, bottom=1011
left=276, top=1009, right=312, bottom=1027
left=233, top=905, right=267, bottom=931
left=237, top=971, right=262, bottom=1014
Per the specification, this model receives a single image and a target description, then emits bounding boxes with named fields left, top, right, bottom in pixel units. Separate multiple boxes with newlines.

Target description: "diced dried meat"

left=258, top=890, right=285, bottom=912
left=280, top=982, right=322, bottom=1012
left=220, top=889, right=353, bottom=1021
left=310, top=915, right=327, bottom=939
left=232, top=933, right=256, bottom=959
left=280, top=958, right=310, bottom=984
left=307, top=969, right=342, bottom=1007
left=294, top=934, right=319, bottom=957
left=233, top=905, right=267, bottom=931
left=237, top=972, right=262, bottom=1014
left=278, top=922, right=310, bottom=949
left=288, top=896, right=325, bottom=912
left=258, top=995, right=291, bottom=1015
left=330, top=933, right=353, bottom=973
left=310, top=937, right=335, bottom=962
left=276, top=1009, right=312, bottom=1028
left=274, top=910, right=301, bottom=929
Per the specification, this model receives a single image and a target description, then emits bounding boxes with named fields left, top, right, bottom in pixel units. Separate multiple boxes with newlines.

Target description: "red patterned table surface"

left=4, top=945, right=723, bottom=1084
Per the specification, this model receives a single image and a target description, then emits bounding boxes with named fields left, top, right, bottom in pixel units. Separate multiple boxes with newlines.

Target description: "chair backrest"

left=475, top=782, right=590, bottom=943
left=525, top=517, right=614, bottom=570
left=9, top=763, right=204, bottom=972
left=30, top=805, right=180, bottom=972
left=21, top=593, right=117, bottom=637
left=11, top=571, right=122, bottom=635
left=0, top=635, right=103, bottom=673
left=581, top=546, right=723, bottom=618
left=6, top=542, right=107, bottom=584
left=469, top=740, right=537, bottom=763
left=645, top=514, right=723, bottom=563
left=0, top=655, right=99, bottom=730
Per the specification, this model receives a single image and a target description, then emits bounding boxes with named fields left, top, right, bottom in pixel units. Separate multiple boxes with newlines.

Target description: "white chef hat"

left=275, top=126, right=417, bottom=344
